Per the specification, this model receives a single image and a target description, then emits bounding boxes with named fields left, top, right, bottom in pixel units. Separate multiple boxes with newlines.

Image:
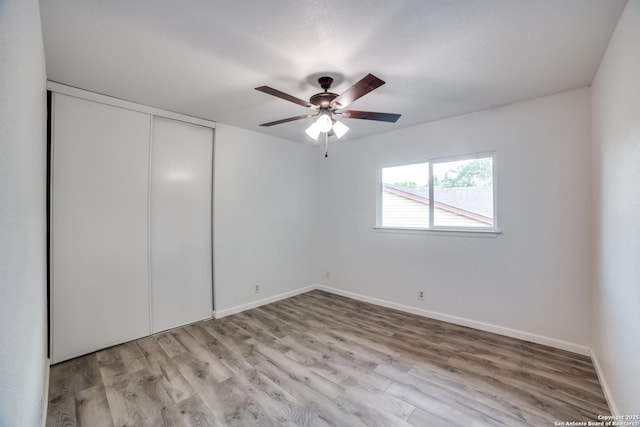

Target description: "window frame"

left=375, top=152, right=500, bottom=236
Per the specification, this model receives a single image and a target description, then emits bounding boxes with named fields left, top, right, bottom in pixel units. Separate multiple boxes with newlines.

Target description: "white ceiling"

left=39, top=0, right=627, bottom=143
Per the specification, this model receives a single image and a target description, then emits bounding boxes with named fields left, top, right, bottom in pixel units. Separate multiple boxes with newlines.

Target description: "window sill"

left=373, top=226, right=502, bottom=238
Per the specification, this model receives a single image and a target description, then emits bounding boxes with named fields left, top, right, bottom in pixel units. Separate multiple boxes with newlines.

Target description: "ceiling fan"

left=255, top=73, right=401, bottom=150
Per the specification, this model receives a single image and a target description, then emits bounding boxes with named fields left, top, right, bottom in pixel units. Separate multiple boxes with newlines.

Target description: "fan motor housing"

left=310, top=92, right=338, bottom=108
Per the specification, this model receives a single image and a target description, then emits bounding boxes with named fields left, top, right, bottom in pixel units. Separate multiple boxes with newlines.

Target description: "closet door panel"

left=51, top=94, right=151, bottom=363
left=150, top=117, right=213, bottom=333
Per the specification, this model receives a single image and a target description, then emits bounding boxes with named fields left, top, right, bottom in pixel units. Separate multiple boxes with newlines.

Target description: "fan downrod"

left=318, top=76, right=334, bottom=91
left=310, top=76, right=338, bottom=108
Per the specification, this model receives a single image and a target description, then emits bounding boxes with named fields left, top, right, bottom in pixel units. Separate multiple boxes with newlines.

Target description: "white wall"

left=0, top=0, right=48, bottom=425
left=320, top=88, right=592, bottom=352
left=591, top=0, right=640, bottom=414
left=213, top=124, right=324, bottom=314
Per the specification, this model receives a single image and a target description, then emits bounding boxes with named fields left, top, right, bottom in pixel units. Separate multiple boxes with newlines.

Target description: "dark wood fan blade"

left=259, top=114, right=313, bottom=127
left=341, top=110, right=401, bottom=122
left=255, top=86, right=315, bottom=108
left=331, top=74, right=385, bottom=109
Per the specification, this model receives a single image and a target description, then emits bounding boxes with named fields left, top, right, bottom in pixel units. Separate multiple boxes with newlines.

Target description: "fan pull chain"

left=324, top=132, right=329, bottom=158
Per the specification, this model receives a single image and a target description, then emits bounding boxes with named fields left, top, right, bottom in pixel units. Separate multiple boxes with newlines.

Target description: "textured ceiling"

left=39, top=0, right=627, bottom=143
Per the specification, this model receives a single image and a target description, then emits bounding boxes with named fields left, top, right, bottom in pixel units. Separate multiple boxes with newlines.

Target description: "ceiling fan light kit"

left=331, top=119, right=349, bottom=138
left=256, top=73, right=401, bottom=156
left=315, top=112, right=333, bottom=133
left=304, top=121, right=321, bottom=140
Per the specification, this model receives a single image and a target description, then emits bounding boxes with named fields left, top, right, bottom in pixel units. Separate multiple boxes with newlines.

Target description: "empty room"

left=1, top=0, right=639, bottom=426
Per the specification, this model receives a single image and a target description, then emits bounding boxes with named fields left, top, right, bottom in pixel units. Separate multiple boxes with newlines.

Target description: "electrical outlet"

left=255, top=284, right=260, bottom=293
left=418, top=290, right=425, bottom=301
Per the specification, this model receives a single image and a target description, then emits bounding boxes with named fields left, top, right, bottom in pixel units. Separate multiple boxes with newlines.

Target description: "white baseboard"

left=315, top=285, right=591, bottom=356
left=590, top=349, right=619, bottom=415
left=213, top=285, right=316, bottom=319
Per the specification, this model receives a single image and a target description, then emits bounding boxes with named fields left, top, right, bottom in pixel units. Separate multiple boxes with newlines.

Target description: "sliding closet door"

left=150, top=117, right=213, bottom=333
left=51, top=94, right=151, bottom=363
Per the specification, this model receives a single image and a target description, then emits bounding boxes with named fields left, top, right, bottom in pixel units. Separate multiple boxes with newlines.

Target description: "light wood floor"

left=47, top=290, right=609, bottom=426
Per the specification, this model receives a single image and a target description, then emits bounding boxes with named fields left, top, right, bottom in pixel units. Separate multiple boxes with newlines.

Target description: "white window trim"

left=373, top=226, right=502, bottom=238
left=375, top=152, right=500, bottom=236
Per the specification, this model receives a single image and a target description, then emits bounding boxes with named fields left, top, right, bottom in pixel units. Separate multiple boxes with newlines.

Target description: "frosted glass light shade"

left=332, top=120, right=349, bottom=138
left=305, top=121, right=320, bottom=140
left=316, top=114, right=332, bottom=132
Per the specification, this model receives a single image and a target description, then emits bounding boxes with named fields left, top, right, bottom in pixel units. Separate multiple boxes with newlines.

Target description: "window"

left=379, top=154, right=496, bottom=231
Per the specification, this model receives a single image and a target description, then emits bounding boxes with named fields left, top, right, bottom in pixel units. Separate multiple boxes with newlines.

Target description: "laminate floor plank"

left=400, top=369, right=549, bottom=426
left=332, top=388, right=416, bottom=427
left=75, top=384, right=114, bottom=427
left=338, top=381, right=416, bottom=421
left=187, top=324, right=306, bottom=426
left=47, top=385, right=78, bottom=427
left=405, top=363, right=546, bottom=426
left=409, top=359, right=586, bottom=425
left=47, top=354, right=105, bottom=427
left=247, top=338, right=346, bottom=401
left=171, top=328, right=233, bottom=384
left=315, top=328, right=416, bottom=374
left=278, top=334, right=387, bottom=389
left=447, top=353, right=609, bottom=416
left=408, top=406, right=461, bottom=427
left=136, top=336, right=223, bottom=427
left=228, top=313, right=285, bottom=349
left=173, top=352, right=252, bottom=426
left=96, top=346, right=129, bottom=387
left=155, top=331, right=188, bottom=358
left=198, top=322, right=270, bottom=372
left=118, top=340, right=150, bottom=374
left=185, top=324, right=257, bottom=376
left=103, top=367, right=183, bottom=427
left=48, top=290, right=610, bottom=426
left=255, top=359, right=368, bottom=427
left=52, top=354, right=103, bottom=393
left=407, top=361, right=556, bottom=426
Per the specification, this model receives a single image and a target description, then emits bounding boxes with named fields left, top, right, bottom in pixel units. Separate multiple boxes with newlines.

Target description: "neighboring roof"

left=383, top=183, right=493, bottom=221
left=433, top=187, right=494, bottom=219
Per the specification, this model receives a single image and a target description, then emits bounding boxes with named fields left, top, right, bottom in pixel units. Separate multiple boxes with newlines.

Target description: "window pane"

left=433, top=157, right=494, bottom=228
left=381, top=163, right=429, bottom=228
